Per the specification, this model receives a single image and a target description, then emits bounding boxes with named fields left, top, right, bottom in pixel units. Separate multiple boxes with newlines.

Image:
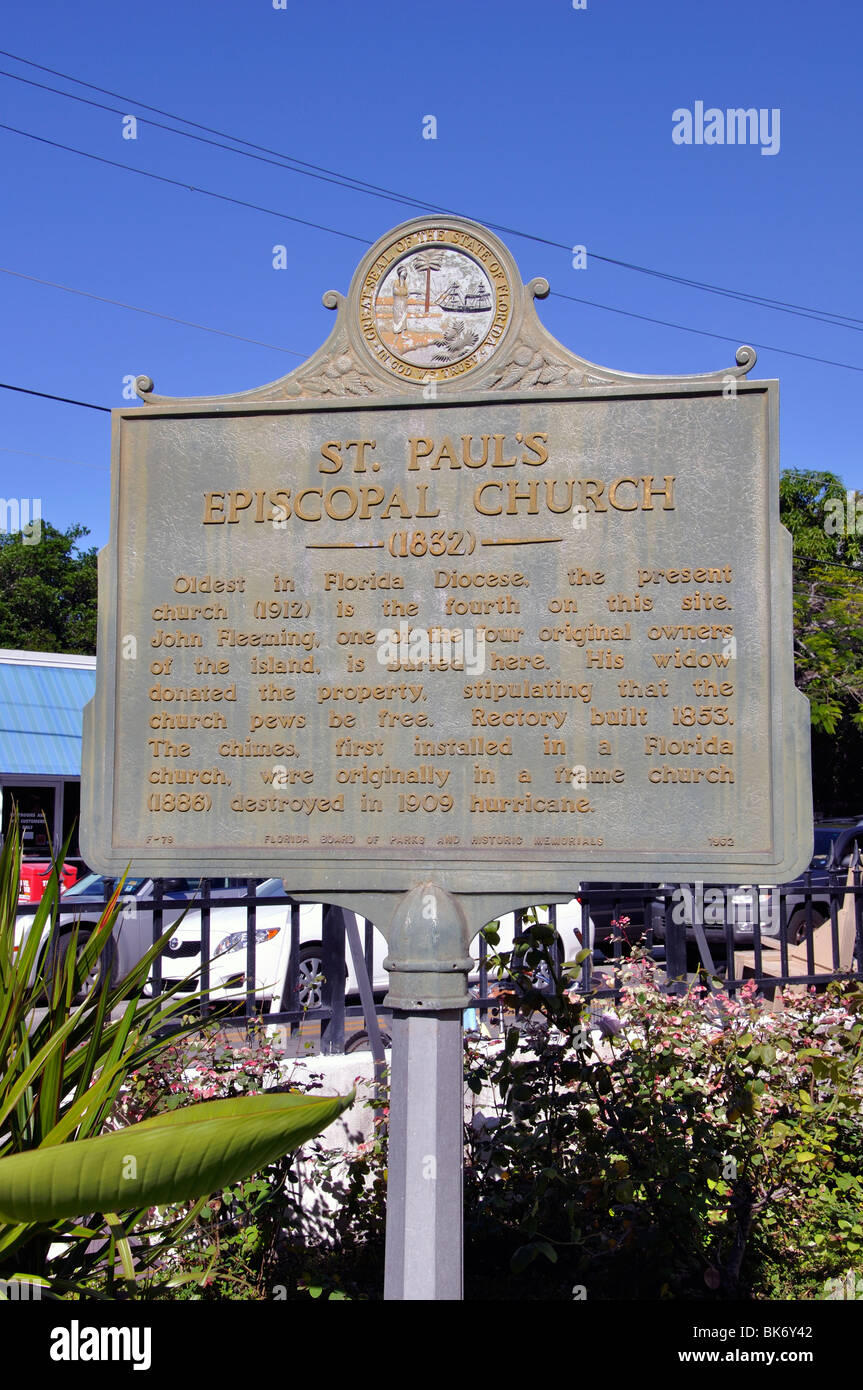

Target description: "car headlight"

left=213, top=928, right=280, bottom=959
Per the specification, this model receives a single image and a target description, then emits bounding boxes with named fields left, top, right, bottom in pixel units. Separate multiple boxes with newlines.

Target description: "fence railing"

left=15, top=857, right=863, bottom=1052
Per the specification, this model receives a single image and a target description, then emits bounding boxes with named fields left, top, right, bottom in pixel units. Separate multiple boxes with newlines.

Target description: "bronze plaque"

left=81, top=218, right=812, bottom=893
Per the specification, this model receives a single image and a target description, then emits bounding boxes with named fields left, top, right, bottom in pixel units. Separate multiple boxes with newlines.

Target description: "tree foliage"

left=779, top=470, right=863, bottom=734
left=0, top=521, right=97, bottom=654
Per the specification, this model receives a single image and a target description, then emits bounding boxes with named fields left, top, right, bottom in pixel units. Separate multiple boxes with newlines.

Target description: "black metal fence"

left=16, top=855, right=863, bottom=1053
left=575, top=852, right=863, bottom=1003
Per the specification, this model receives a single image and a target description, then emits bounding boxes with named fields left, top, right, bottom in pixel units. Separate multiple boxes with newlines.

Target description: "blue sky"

left=1, top=0, right=861, bottom=552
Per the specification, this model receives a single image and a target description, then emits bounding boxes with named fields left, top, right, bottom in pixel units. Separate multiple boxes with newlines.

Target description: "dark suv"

left=648, top=820, right=863, bottom=950
left=781, top=819, right=863, bottom=944
left=576, top=882, right=656, bottom=948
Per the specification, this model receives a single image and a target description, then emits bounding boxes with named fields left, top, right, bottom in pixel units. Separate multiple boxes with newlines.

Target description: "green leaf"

left=0, top=1090, right=354, bottom=1223
left=574, top=948, right=592, bottom=967
left=510, top=1243, right=539, bottom=1274
left=533, top=1238, right=558, bottom=1264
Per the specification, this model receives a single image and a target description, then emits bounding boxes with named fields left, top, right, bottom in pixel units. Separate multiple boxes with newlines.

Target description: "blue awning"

left=0, top=659, right=96, bottom=777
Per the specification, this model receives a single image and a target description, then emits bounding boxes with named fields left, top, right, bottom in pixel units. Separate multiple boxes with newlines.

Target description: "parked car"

left=649, top=881, right=782, bottom=949
left=575, top=882, right=656, bottom=947
left=778, top=819, right=863, bottom=945
left=18, top=866, right=595, bottom=1009
left=160, top=880, right=378, bottom=1010
left=648, top=821, right=861, bottom=950
left=15, top=874, right=252, bottom=994
left=160, top=880, right=595, bottom=1012
left=826, top=819, right=863, bottom=873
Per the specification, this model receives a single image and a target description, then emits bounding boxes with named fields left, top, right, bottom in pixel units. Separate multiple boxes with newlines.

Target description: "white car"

left=161, top=881, right=379, bottom=1010
left=159, top=879, right=594, bottom=1013
left=14, top=874, right=251, bottom=996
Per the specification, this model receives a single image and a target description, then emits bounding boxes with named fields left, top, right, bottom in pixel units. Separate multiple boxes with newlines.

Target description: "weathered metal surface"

left=383, top=1008, right=464, bottom=1301
left=81, top=217, right=812, bottom=906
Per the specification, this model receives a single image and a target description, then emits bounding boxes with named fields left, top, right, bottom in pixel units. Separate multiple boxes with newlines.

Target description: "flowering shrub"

left=106, top=941, right=863, bottom=1301
left=111, top=1026, right=386, bottom=1300
left=464, top=935, right=863, bottom=1300
left=113, top=1022, right=294, bottom=1126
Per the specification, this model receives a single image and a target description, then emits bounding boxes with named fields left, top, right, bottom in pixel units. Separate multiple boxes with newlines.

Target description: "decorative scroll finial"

left=125, top=220, right=766, bottom=407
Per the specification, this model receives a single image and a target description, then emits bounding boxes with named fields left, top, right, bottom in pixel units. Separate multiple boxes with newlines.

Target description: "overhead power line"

left=551, top=289, right=863, bottom=375
left=0, top=266, right=306, bottom=356
left=0, top=55, right=446, bottom=216
left=792, top=554, right=863, bottom=576
left=0, top=381, right=110, bottom=411
left=0, top=67, right=443, bottom=223
left=0, top=446, right=108, bottom=471
left=6, top=115, right=861, bottom=380
left=0, top=49, right=861, bottom=334
left=2, top=52, right=863, bottom=378
left=0, top=122, right=369, bottom=246
left=3, top=121, right=863, bottom=378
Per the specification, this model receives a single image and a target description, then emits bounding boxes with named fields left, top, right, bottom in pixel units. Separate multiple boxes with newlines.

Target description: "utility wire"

left=0, top=266, right=305, bottom=356
left=0, top=122, right=370, bottom=247
left=0, top=67, right=442, bottom=222
left=0, top=381, right=111, bottom=411
left=0, top=56, right=445, bottom=214
left=3, top=121, right=863, bottom=378
left=0, top=52, right=861, bottom=332
left=550, top=289, right=863, bottom=375
left=792, top=553, right=863, bottom=575
left=0, top=446, right=108, bottom=471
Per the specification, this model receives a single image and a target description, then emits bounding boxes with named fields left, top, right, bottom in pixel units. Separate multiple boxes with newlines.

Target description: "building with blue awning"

left=0, top=648, right=97, bottom=867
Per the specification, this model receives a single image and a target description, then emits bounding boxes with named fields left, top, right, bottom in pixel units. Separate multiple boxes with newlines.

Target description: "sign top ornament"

left=135, top=215, right=759, bottom=407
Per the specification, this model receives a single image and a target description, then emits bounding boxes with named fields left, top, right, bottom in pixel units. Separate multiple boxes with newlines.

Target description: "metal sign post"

left=311, top=881, right=573, bottom=1301
left=384, top=1007, right=465, bottom=1299
left=381, top=883, right=470, bottom=1301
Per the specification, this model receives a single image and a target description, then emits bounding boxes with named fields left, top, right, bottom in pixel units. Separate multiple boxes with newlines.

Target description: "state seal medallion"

left=357, top=226, right=512, bottom=385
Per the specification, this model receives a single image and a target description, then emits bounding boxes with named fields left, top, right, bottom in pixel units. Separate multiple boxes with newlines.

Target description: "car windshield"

left=62, top=874, right=147, bottom=897
left=256, top=879, right=290, bottom=899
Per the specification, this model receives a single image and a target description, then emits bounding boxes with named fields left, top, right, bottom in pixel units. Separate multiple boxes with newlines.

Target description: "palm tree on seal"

left=413, top=252, right=442, bottom=316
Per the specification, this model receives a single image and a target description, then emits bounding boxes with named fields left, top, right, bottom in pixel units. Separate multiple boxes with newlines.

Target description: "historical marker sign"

left=81, top=217, right=812, bottom=893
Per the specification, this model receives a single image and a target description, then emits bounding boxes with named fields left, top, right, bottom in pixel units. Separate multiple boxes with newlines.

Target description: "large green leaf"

left=0, top=1090, right=353, bottom=1223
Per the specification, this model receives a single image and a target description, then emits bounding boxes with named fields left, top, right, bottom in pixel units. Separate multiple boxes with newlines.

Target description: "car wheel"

left=530, top=959, right=555, bottom=991
left=46, top=933, right=117, bottom=1001
left=511, top=933, right=558, bottom=992
left=344, top=1029, right=392, bottom=1054
left=783, top=908, right=828, bottom=947
left=296, top=945, right=325, bottom=1010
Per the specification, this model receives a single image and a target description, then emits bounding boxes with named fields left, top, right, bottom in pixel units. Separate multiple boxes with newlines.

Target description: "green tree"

left=0, top=521, right=97, bottom=653
left=779, top=469, right=863, bottom=735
